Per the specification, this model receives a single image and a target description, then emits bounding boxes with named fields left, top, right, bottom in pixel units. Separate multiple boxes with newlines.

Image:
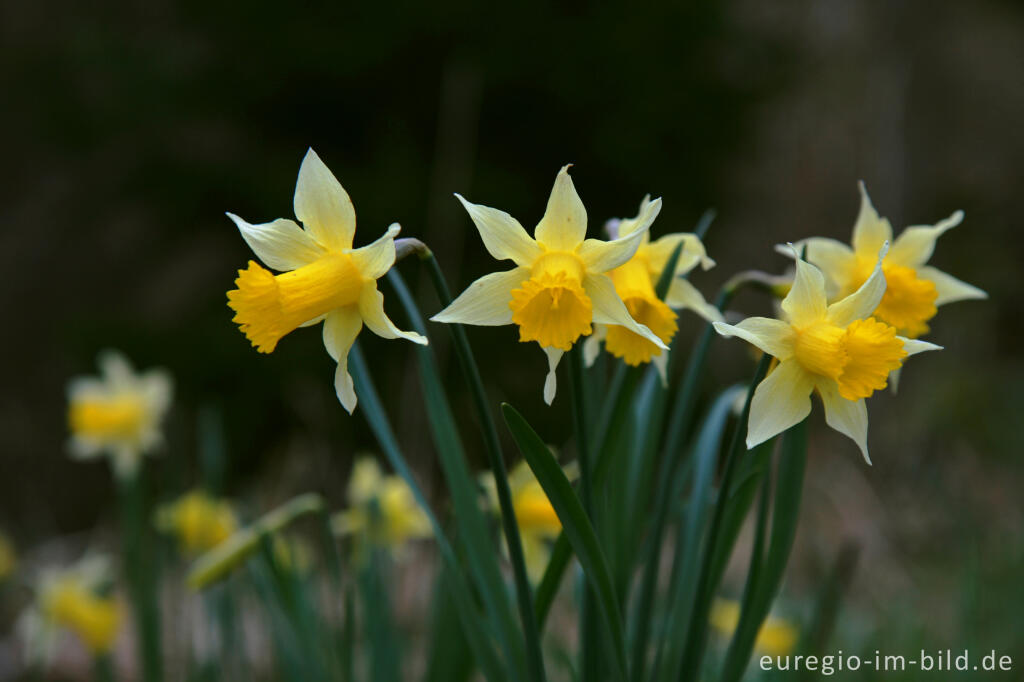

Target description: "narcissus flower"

left=67, top=351, right=172, bottom=480
left=584, top=196, right=723, bottom=382
left=713, top=248, right=940, bottom=462
left=226, top=149, right=427, bottom=413
left=789, top=183, right=986, bottom=338
left=331, top=457, right=431, bottom=552
left=156, top=490, right=238, bottom=556
left=432, top=166, right=667, bottom=403
left=710, top=598, right=798, bottom=657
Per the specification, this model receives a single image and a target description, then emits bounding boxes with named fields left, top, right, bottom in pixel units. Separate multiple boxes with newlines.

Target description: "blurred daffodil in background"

left=584, top=195, right=723, bottom=382
left=432, top=166, right=668, bottom=403
left=156, top=489, right=238, bottom=556
left=710, top=598, right=799, bottom=657
left=66, top=350, right=172, bottom=480
left=332, top=457, right=431, bottom=553
left=788, top=183, right=986, bottom=338
left=226, top=148, right=427, bottom=413
left=0, top=531, right=16, bottom=582
left=714, top=248, right=940, bottom=462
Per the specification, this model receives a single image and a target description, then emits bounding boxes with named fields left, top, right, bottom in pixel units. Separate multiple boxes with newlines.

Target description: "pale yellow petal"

left=535, top=165, right=586, bottom=251
left=584, top=274, right=667, bottom=349
left=227, top=213, right=325, bottom=271
left=850, top=182, right=893, bottom=257
left=898, top=337, right=942, bottom=356
left=455, top=194, right=541, bottom=267
left=653, top=350, right=669, bottom=387
left=576, top=214, right=652, bottom=273
left=780, top=254, right=828, bottom=327
left=665, top=278, right=723, bottom=323
left=293, top=148, right=356, bottom=251
left=746, top=359, right=814, bottom=449
left=826, top=257, right=886, bottom=328
left=431, top=268, right=528, bottom=326
left=358, top=286, right=428, bottom=345
left=712, top=318, right=794, bottom=359
left=817, top=379, right=870, bottom=464
left=784, top=237, right=857, bottom=292
left=647, top=233, right=714, bottom=276
left=322, top=307, right=363, bottom=413
left=886, top=211, right=963, bottom=268
left=916, top=266, right=987, bottom=306
left=349, top=224, right=401, bottom=281
left=582, top=325, right=606, bottom=367
left=543, top=347, right=563, bottom=405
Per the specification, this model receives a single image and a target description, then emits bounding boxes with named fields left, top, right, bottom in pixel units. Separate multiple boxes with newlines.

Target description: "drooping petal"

left=886, top=211, right=963, bottom=268
left=431, top=268, right=528, bottom=326
left=358, top=286, right=428, bottom=345
left=227, top=213, right=325, bottom=272
left=746, top=359, right=814, bottom=449
left=781, top=237, right=857, bottom=290
left=613, top=194, right=659, bottom=240
left=582, top=325, right=606, bottom=367
left=322, top=307, right=363, bottom=413
left=455, top=194, right=541, bottom=267
left=535, top=166, right=587, bottom=251
left=850, top=182, right=893, bottom=257
left=543, top=347, right=563, bottom=405
left=349, top=224, right=400, bottom=281
left=665, top=278, right=724, bottom=324
left=584, top=274, right=667, bottom=349
left=712, top=318, right=794, bottom=359
left=647, top=233, right=715, bottom=276
left=293, top=148, right=357, bottom=252
left=826, top=258, right=886, bottom=328
left=780, top=255, right=829, bottom=327
left=898, top=337, right=942, bottom=356
left=576, top=213, right=653, bottom=273
left=817, top=379, right=871, bottom=464
left=916, top=266, right=987, bottom=305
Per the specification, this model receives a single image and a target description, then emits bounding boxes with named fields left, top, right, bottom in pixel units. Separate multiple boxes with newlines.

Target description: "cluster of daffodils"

left=156, top=489, right=238, bottom=556
left=332, top=457, right=431, bottom=553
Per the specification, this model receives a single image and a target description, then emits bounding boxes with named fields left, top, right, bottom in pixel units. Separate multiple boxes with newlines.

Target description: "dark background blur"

left=2, top=0, right=1022, bottom=660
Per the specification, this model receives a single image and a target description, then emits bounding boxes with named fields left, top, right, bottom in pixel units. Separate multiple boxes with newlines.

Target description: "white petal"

left=431, top=268, right=528, bottom=326
left=780, top=254, right=828, bottom=327
left=322, top=307, right=363, bottom=413
left=712, top=318, right=794, bottom=359
left=898, top=337, right=942, bottom=356
left=535, top=165, right=587, bottom=251
left=851, top=182, right=893, bottom=257
left=647, top=233, right=713, bottom=276
left=917, top=266, right=987, bottom=306
left=584, top=274, right=667, bottom=349
left=98, top=350, right=135, bottom=389
left=613, top=194, right=659, bottom=239
left=666, top=278, right=723, bottom=324
left=543, top=347, right=563, bottom=405
left=817, top=379, right=871, bottom=464
left=227, top=213, right=325, bottom=271
left=746, top=359, right=814, bottom=449
left=293, top=148, right=357, bottom=251
left=886, top=211, right=963, bottom=268
left=358, top=285, right=428, bottom=345
left=582, top=326, right=605, bottom=367
left=781, top=237, right=857, bottom=290
left=349, top=224, right=400, bottom=280
left=455, top=194, right=541, bottom=267
left=826, top=257, right=886, bottom=327
left=576, top=216, right=651, bottom=273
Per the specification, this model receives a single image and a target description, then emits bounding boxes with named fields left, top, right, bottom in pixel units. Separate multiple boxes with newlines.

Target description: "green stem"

left=118, top=474, right=162, bottom=682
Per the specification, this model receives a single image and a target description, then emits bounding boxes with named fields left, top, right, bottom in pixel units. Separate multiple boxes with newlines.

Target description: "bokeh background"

left=2, top=0, right=1023, bottom=677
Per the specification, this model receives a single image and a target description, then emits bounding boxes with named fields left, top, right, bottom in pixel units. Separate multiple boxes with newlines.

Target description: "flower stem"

left=117, top=473, right=163, bottom=682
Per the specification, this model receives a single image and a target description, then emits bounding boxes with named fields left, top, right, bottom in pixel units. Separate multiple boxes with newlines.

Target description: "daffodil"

left=67, top=351, right=172, bottom=480
left=156, top=489, right=238, bottom=556
left=713, top=247, right=940, bottom=462
left=709, top=598, right=799, bottom=657
left=583, top=196, right=723, bottom=382
left=431, top=166, right=668, bottom=404
left=331, top=457, right=431, bottom=552
left=226, top=149, right=427, bottom=413
left=788, top=183, right=986, bottom=338
left=0, top=531, right=15, bottom=582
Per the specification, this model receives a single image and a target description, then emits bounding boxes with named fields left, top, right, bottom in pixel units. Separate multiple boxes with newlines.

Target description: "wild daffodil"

left=710, top=598, right=799, bottom=657
left=713, top=247, right=940, bottom=462
left=331, top=457, right=431, bottom=552
left=584, top=196, right=722, bottom=382
left=156, top=489, right=238, bottom=556
left=431, top=166, right=668, bottom=403
left=67, top=351, right=172, bottom=480
left=787, top=183, right=986, bottom=338
left=226, top=149, right=427, bottom=413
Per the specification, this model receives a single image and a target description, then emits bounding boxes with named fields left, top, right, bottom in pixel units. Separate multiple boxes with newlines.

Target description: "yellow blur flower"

left=584, top=196, right=723, bottom=382
left=481, top=460, right=565, bottom=581
left=709, top=598, right=799, bottom=657
left=331, top=457, right=431, bottom=552
left=789, top=183, right=986, bottom=338
left=713, top=247, right=940, bottom=462
left=0, top=532, right=16, bottom=582
left=156, top=489, right=238, bottom=555
left=67, top=350, right=172, bottom=480
left=431, top=166, right=668, bottom=404
left=226, top=149, right=427, bottom=413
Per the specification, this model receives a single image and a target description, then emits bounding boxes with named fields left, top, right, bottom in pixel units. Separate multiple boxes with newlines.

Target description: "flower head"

left=331, top=457, right=431, bottom=553
left=713, top=247, right=941, bottom=462
left=584, top=196, right=723, bottom=382
left=788, top=183, right=986, bottom=338
left=709, top=598, right=798, bottom=657
left=156, top=489, right=238, bottom=556
left=226, top=149, right=427, bottom=413
left=432, top=166, right=668, bottom=403
left=67, top=350, right=172, bottom=480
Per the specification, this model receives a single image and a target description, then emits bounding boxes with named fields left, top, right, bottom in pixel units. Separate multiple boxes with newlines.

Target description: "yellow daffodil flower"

left=0, top=531, right=15, bottom=582
left=431, top=166, right=668, bottom=404
left=226, top=149, right=427, bottom=413
left=709, top=598, right=799, bottom=657
left=156, top=489, right=238, bottom=555
left=713, top=247, right=940, bottom=462
left=584, top=196, right=723, bottom=382
left=787, top=183, right=986, bottom=338
left=331, top=457, right=431, bottom=552
left=67, top=351, right=172, bottom=480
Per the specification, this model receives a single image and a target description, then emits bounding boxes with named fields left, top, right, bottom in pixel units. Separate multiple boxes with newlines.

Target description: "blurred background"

left=2, top=0, right=1022, bottom=677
